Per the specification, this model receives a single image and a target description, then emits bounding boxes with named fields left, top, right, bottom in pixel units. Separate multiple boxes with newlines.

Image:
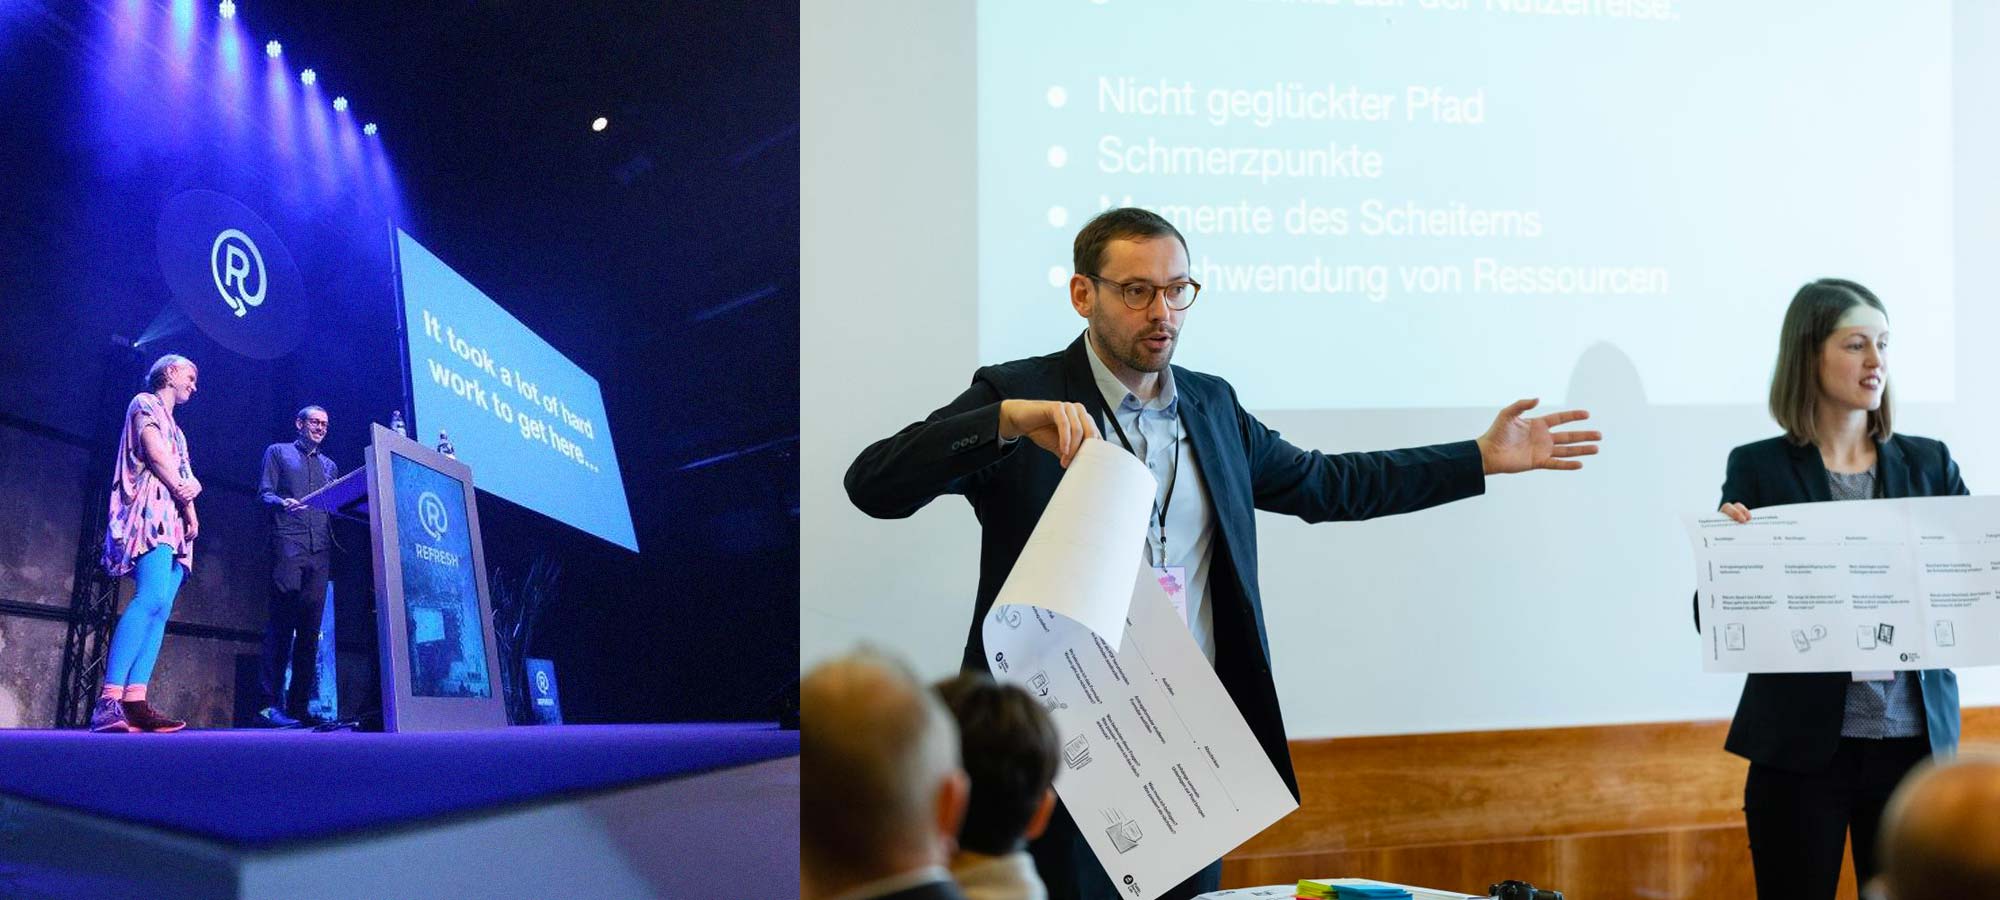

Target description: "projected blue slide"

left=398, top=230, right=638, bottom=551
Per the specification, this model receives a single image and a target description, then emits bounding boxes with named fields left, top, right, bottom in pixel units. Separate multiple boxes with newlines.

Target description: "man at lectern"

left=255, top=405, right=339, bottom=728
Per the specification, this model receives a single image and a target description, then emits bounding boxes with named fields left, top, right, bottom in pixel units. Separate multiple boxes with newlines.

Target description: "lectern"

left=302, top=424, right=507, bottom=731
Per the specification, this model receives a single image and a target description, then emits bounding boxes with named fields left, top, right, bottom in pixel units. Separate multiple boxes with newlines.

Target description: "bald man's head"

left=1878, top=752, right=2000, bottom=900
left=800, top=649, right=968, bottom=899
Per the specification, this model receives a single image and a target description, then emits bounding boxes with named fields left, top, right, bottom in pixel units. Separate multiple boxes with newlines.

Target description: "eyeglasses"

left=1084, top=274, right=1201, bottom=311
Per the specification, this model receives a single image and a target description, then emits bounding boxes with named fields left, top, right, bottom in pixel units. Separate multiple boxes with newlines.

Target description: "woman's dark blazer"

left=1695, top=434, right=1964, bottom=773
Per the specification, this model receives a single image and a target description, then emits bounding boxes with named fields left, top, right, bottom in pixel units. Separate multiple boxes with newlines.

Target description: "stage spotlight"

left=266, top=40, right=281, bottom=58
left=333, top=96, right=348, bottom=112
left=591, top=116, right=608, bottom=132
left=219, top=0, right=235, bottom=19
left=363, top=122, right=377, bottom=136
left=300, top=68, right=315, bottom=86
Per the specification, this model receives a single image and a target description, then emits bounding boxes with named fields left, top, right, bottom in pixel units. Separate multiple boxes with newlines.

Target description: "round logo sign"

left=156, top=190, right=309, bottom=360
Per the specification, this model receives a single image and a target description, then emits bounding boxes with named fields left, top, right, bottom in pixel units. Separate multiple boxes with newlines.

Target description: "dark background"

left=0, top=0, right=798, bottom=727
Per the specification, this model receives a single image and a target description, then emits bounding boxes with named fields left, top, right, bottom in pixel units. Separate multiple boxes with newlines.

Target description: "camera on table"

left=1488, top=880, right=1563, bottom=900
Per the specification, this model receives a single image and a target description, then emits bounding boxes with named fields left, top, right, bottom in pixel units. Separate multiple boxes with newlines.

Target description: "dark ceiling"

left=223, top=0, right=802, bottom=719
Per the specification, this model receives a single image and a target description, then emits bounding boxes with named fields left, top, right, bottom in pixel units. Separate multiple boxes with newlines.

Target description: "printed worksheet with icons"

left=1686, top=495, right=2000, bottom=673
left=983, top=441, right=1297, bottom=900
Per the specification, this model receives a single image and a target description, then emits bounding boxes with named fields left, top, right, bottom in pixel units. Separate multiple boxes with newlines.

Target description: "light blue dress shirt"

left=1084, top=338, right=1219, bottom=664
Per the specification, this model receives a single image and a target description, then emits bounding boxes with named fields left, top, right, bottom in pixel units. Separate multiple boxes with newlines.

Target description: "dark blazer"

left=1697, top=434, right=1964, bottom=772
left=846, top=335, right=1485, bottom=795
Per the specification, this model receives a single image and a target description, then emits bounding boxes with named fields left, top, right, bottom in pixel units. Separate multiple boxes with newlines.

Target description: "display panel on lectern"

left=390, top=454, right=492, bottom=699
left=366, top=424, right=508, bottom=732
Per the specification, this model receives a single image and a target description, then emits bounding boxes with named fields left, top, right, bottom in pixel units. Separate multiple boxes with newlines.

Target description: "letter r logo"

left=210, top=228, right=267, bottom=317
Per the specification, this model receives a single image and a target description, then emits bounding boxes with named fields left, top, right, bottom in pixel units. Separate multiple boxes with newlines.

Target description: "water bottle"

left=390, top=409, right=407, bottom=437
left=437, top=430, right=456, bottom=459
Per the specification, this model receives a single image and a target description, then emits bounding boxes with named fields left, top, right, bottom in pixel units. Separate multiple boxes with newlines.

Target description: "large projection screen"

left=803, top=0, right=2000, bottom=739
left=397, top=229, right=638, bottom=552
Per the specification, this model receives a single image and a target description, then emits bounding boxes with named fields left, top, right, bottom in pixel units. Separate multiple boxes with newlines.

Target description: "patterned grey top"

left=1828, top=466, right=1925, bottom=739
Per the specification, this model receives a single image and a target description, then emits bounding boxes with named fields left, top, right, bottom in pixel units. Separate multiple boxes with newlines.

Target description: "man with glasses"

left=255, top=405, right=339, bottom=728
left=845, top=207, right=1601, bottom=899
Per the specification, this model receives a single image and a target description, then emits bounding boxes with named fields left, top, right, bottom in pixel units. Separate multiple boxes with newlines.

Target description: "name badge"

left=1153, top=566, right=1188, bottom=626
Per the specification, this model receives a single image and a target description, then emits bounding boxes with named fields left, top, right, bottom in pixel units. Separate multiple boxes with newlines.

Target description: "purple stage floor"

left=0, top=723, right=796, bottom=846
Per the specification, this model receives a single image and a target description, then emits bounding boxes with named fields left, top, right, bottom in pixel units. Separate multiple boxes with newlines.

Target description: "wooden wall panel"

left=1555, top=831, right=1673, bottom=898
left=1668, top=825, right=1759, bottom=898
left=1221, top=707, right=2000, bottom=898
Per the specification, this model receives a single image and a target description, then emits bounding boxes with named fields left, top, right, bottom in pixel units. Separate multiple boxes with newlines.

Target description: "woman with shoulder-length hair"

left=90, top=353, right=204, bottom=733
left=1701, top=279, right=1964, bottom=899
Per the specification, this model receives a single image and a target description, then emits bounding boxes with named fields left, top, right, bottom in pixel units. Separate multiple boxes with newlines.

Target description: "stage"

left=0, top=723, right=798, bottom=899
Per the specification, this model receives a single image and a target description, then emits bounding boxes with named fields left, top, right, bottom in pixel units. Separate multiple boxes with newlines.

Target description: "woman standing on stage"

left=1702, top=280, right=1963, bottom=899
left=90, top=354, right=203, bottom=733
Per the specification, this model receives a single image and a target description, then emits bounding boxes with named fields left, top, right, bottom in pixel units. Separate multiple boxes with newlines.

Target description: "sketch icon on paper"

left=1101, top=808, right=1143, bottom=854
left=1064, top=733, right=1092, bottom=770
left=1029, top=670, right=1067, bottom=713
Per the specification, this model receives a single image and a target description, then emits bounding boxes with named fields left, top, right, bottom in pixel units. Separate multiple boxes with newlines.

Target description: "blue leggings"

left=104, top=546, right=186, bottom=687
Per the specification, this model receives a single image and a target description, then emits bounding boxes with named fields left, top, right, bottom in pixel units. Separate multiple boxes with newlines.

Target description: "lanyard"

left=1103, top=400, right=1179, bottom=567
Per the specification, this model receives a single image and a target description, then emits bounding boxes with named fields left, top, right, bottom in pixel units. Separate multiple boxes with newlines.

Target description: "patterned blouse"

left=102, top=392, right=196, bottom=577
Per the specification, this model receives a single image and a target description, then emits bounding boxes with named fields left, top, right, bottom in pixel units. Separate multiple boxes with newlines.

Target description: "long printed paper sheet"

left=1685, top=495, right=2000, bottom=673
left=983, top=440, right=1298, bottom=900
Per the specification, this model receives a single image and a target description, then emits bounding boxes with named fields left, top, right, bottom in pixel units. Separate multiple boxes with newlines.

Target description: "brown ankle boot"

left=120, top=700, right=186, bottom=733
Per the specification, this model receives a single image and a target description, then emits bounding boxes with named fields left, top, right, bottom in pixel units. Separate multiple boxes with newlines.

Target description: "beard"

left=1118, top=343, right=1170, bottom=373
left=1091, top=319, right=1177, bottom=375
left=1117, top=331, right=1174, bottom=373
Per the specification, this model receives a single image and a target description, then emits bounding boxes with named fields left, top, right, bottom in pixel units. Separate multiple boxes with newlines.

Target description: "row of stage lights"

left=218, top=0, right=379, bottom=136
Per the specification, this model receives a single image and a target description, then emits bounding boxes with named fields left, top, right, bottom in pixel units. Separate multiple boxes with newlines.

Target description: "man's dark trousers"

left=261, top=537, right=331, bottom=713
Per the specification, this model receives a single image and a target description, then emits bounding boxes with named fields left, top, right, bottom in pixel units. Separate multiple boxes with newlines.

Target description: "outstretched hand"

left=1474, top=398, right=1601, bottom=475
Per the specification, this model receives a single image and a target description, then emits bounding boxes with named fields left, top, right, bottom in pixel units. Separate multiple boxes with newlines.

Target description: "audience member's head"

left=1875, top=751, right=2000, bottom=900
left=801, top=648, right=969, bottom=900
left=933, top=672, right=1061, bottom=860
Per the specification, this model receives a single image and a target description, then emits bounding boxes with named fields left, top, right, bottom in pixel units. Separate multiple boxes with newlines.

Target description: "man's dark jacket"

left=259, top=440, right=337, bottom=552
left=845, top=335, right=1485, bottom=795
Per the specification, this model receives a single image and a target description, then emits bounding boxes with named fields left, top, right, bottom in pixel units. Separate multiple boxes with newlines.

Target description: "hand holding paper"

left=999, top=400, right=1102, bottom=469
left=982, top=440, right=1297, bottom=900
